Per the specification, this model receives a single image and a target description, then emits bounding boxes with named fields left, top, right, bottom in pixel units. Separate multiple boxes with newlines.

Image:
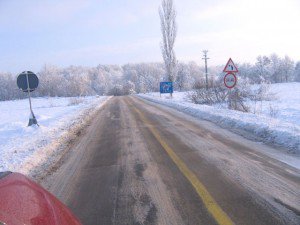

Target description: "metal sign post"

left=25, top=72, right=38, bottom=126
left=17, top=71, right=39, bottom=126
left=160, top=82, right=173, bottom=98
left=223, top=59, right=238, bottom=109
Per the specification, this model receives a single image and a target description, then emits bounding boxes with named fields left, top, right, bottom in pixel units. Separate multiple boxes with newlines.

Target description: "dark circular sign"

left=224, top=72, right=237, bottom=89
left=17, top=71, right=39, bottom=92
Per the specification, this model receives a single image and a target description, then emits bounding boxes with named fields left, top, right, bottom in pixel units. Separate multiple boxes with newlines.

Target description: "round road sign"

left=224, top=72, right=237, bottom=89
left=17, top=71, right=39, bottom=92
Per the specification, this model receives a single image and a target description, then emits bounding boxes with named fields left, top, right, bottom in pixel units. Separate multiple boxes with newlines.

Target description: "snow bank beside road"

left=0, top=96, right=111, bottom=175
left=139, top=83, right=300, bottom=154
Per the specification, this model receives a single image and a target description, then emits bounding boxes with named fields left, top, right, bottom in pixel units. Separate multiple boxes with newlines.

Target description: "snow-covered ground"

left=139, top=82, right=300, bottom=168
left=0, top=96, right=111, bottom=175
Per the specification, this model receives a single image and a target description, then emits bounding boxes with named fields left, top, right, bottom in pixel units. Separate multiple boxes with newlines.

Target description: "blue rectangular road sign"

left=160, top=82, right=173, bottom=94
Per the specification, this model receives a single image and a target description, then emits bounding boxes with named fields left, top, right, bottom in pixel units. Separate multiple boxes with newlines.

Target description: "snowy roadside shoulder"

left=0, top=96, right=112, bottom=178
left=138, top=93, right=300, bottom=155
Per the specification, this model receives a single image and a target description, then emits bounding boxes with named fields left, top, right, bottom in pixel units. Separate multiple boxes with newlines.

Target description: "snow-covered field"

left=139, top=82, right=300, bottom=167
left=0, top=96, right=110, bottom=175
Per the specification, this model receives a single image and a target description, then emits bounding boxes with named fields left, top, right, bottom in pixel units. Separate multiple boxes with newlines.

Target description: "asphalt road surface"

left=43, top=96, right=300, bottom=225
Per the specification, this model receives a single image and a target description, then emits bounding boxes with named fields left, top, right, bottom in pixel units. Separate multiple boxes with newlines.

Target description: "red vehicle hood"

left=0, top=172, right=82, bottom=225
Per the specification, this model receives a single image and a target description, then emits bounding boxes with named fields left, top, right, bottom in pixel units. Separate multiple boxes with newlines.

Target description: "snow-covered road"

left=139, top=83, right=300, bottom=169
left=44, top=96, right=300, bottom=225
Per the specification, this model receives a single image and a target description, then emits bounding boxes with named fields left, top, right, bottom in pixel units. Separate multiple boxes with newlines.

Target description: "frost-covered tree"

left=269, top=54, right=283, bottom=83
left=88, top=68, right=106, bottom=95
left=1, top=53, right=299, bottom=101
left=37, top=64, right=62, bottom=96
left=294, top=62, right=300, bottom=82
left=159, top=0, right=177, bottom=83
left=188, top=62, right=205, bottom=88
left=176, top=63, right=192, bottom=91
left=123, top=81, right=136, bottom=95
left=239, top=63, right=258, bottom=83
left=255, top=55, right=271, bottom=82
left=123, top=63, right=165, bottom=93
left=281, top=55, right=294, bottom=82
left=252, top=54, right=295, bottom=83
left=268, top=54, right=294, bottom=83
left=0, top=72, right=21, bottom=100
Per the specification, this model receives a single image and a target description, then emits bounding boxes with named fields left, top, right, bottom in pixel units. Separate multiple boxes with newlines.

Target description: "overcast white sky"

left=1, top=0, right=300, bottom=73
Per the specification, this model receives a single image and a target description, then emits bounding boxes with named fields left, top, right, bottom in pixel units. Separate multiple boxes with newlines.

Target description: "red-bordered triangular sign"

left=223, top=58, right=238, bottom=73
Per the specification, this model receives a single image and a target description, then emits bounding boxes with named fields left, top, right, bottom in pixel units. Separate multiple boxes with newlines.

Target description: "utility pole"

left=202, top=50, right=209, bottom=90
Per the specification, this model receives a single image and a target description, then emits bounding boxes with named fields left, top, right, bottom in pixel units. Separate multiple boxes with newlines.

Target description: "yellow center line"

left=127, top=98, right=234, bottom=225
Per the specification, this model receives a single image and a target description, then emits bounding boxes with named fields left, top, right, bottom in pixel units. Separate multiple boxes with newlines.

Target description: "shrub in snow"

left=268, top=104, right=279, bottom=118
left=228, top=78, right=252, bottom=112
left=188, top=86, right=227, bottom=105
left=68, top=97, right=85, bottom=106
left=189, top=78, right=275, bottom=113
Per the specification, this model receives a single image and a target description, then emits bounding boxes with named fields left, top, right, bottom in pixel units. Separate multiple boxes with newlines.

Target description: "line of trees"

left=239, top=54, right=300, bottom=83
left=0, top=54, right=299, bottom=101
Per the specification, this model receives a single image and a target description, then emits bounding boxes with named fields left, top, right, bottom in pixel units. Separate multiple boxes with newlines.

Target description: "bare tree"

left=159, top=0, right=177, bottom=84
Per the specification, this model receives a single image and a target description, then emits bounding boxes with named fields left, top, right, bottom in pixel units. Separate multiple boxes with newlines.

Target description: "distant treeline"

left=0, top=53, right=299, bottom=100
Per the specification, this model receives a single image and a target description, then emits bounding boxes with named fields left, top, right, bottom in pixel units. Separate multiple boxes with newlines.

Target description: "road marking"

left=127, top=99, right=234, bottom=225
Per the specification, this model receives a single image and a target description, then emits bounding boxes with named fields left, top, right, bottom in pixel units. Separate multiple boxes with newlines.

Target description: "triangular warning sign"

left=223, top=58, right=238, bottom=73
